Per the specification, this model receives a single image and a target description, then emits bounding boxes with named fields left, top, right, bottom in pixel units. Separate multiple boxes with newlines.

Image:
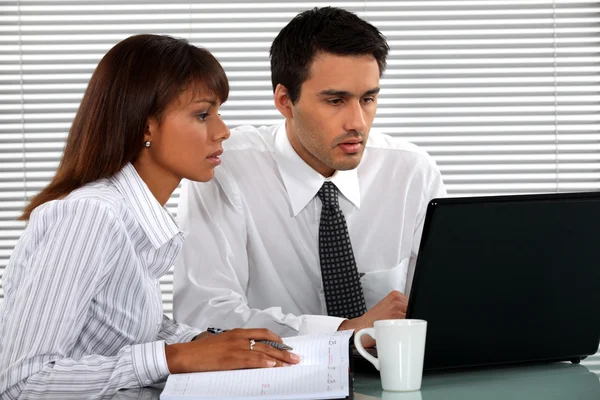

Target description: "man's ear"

left=274, top=84, right=294, bottom=119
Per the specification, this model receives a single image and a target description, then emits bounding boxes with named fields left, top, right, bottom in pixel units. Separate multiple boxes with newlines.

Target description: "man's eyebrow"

left=364, top=87, right=381, bottom=96
left=318, top=89, right=352, bottom=97
left=318, top=87, right=381, bottom=97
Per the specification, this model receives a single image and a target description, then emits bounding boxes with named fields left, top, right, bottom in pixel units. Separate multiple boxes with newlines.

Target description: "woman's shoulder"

left=32, top=179, right=127, bottom=228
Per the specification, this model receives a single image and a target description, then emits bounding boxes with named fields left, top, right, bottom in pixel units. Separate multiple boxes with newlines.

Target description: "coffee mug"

left=354, top=319, right=427, bottom=392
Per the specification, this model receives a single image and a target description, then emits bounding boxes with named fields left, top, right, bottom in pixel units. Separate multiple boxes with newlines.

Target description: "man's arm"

left=173, top=177, right=344, bottom=336
left=340, top=154, right=447, bottom=346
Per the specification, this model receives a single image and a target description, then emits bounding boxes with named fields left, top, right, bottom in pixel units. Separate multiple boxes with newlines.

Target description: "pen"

left=207, top=327, right=294, bottom=351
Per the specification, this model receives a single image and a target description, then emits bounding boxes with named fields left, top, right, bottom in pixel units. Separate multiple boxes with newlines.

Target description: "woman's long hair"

left=20, top=34, right=228, bottom=220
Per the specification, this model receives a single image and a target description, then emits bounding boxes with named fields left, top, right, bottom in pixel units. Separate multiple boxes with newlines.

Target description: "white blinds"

left=1, top=0, right=598, bottom=372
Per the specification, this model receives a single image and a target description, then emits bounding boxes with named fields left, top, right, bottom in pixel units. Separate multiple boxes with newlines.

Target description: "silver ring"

left=250, top=339, right=255, bottom=351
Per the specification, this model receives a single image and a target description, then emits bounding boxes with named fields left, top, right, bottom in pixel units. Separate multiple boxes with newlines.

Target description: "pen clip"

left=207, top=327, right=227, bottom=335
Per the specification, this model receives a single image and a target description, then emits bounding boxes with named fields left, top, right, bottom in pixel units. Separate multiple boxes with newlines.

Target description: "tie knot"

left=317, top=182, right=339, bottom=209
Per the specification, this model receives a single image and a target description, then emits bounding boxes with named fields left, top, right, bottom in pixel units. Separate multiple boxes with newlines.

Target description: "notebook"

left=160, top=330, right=353, bottom=400
left=406, top=192, right=600, bottom=370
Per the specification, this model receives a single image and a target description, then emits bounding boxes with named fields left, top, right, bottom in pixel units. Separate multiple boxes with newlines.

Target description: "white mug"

left=354, top=319, right=427, bottom=392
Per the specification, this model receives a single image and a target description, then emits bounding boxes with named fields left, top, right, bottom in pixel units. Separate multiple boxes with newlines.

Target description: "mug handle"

left=354, top=328, right=379, bottom=370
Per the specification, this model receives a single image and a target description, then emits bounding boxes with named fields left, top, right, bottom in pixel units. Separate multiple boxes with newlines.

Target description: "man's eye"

left=327, top=99, right=343, bottom=105
left=363, top=97, right=375, bottom=103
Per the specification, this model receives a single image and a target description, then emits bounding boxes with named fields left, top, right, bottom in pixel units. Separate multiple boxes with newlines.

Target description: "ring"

left=249, top=339, right=255, bottom=351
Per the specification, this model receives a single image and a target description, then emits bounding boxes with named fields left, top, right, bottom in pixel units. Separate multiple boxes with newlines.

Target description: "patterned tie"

left=317, top=181, right=367, bottom=319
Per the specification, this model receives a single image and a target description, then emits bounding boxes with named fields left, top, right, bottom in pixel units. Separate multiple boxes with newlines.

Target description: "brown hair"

left=20, top=34, right=228, bottom=220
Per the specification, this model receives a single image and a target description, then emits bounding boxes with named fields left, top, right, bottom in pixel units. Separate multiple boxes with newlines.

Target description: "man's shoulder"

left=224, top=124, right=280, bottom=152
left=363, top=130, right=446, bottom=200
left=366, top=129, right=436, bottom=168
left=207, top=124, right=282, bottom=192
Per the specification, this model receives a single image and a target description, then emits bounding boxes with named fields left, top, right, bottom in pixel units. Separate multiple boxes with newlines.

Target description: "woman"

left=0, top=34, right=298, bottom=399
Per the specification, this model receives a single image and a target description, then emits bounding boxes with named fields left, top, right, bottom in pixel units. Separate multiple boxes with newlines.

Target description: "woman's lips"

left=206, top=150, right=223, bottom=165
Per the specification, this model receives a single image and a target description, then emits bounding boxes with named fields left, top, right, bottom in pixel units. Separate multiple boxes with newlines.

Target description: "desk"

left=353, top=363, right=600, bottom=400
left=111, top=363, right=600, bottom=399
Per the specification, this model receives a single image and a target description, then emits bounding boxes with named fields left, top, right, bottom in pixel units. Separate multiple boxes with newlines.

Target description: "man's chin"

left=331, top=155, right=363, bottom=171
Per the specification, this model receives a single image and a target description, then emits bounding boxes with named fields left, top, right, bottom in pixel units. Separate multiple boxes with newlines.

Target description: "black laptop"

left=405, top=192, right=600, bottom=370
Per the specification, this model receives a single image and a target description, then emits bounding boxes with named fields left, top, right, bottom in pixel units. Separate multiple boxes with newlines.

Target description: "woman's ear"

left=144, top=116, right=158, bottom=144
left=274, top=84, right=294, bottom=119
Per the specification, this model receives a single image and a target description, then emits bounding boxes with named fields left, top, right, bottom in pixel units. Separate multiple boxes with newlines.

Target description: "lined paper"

left=161, top=330, right=353, bottom=400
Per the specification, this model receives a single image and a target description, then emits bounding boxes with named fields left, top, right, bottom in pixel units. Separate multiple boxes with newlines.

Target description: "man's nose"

left=344, top=101, right=367, bottom=133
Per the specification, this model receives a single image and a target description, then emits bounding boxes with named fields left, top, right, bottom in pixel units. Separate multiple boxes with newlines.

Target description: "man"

left=173, top=7, right=446, bottom=344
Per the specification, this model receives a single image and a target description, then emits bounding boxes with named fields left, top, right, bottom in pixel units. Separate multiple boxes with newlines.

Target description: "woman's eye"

left=196, top=113, right=210, bottom=121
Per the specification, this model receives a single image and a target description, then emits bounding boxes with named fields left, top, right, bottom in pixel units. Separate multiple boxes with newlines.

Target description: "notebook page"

left=160, top=330, right=353, bottom=400
left=282, top=330, right=352, bottom=366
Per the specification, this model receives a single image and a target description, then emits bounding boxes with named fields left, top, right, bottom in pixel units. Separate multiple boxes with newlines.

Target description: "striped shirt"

left=0, top=163, right=202, bottom=399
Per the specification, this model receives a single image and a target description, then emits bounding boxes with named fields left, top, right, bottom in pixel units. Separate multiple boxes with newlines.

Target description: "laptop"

left=405, top=191, right=600, bottom=370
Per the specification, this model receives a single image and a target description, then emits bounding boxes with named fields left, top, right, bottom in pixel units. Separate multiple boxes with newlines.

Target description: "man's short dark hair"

left=269, top=7, right=389, bottom=104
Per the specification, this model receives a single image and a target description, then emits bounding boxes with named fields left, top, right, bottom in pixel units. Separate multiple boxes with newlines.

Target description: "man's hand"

left=338, top=290, right=408, bottom=348
left=166, top=328, right=300, bottom=374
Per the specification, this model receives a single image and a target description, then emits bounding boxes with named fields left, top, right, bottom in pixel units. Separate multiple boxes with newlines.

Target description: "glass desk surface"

left=111, top=362, right=600, bottom=399
left=353, top=362, right=600, bottom=400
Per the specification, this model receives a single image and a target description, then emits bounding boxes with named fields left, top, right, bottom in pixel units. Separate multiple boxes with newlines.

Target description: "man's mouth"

left=338, top=140, right=362, bottom=154
left=337, top=137, right=363, bottom=154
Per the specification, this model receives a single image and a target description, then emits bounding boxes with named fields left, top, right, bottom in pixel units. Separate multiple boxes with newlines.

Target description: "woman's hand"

left=165, top=328, right=300, bottom=374
left=192, top=331, right=214, bottom=341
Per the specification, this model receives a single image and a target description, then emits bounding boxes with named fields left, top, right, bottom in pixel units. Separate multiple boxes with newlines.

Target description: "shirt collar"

left=109, top=163, right=181, bottom=249
left=274, top=123, right=361, bottom=217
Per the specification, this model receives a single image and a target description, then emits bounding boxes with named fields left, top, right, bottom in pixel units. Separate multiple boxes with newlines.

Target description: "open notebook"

left=160, top=330, right=353, bottom=400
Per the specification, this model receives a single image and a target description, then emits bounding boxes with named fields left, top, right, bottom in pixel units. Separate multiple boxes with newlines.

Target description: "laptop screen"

left=407, top=192, right=600, bottom=370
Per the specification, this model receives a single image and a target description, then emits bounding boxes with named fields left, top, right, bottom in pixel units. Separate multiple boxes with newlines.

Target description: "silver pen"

left=257, top=340, right=294, bottom=351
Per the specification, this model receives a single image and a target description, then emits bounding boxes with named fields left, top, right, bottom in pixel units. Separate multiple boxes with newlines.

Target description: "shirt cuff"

left=179, top=327, right=204, bottom=343
left=298, top=315, right=347, bottom=336
left=130, top=341, right=171, bottom=386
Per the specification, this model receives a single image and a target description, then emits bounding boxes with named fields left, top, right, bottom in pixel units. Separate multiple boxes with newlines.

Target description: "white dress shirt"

left=0, top=163, right=201, bottom=399
left=174, top=123, right=446, bottom=337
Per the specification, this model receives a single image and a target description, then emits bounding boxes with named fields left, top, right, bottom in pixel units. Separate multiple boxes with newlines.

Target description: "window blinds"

left=1, top=0, right=598, bottom=372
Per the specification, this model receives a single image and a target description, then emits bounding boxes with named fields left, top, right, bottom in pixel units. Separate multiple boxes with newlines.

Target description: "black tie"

left=317, top=181, right=367, bottom=319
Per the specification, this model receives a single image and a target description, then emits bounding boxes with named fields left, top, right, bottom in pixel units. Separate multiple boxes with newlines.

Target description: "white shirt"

left=174, top=123, right=446, bottom=337
left=0, top=163, right=201, bottom=399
